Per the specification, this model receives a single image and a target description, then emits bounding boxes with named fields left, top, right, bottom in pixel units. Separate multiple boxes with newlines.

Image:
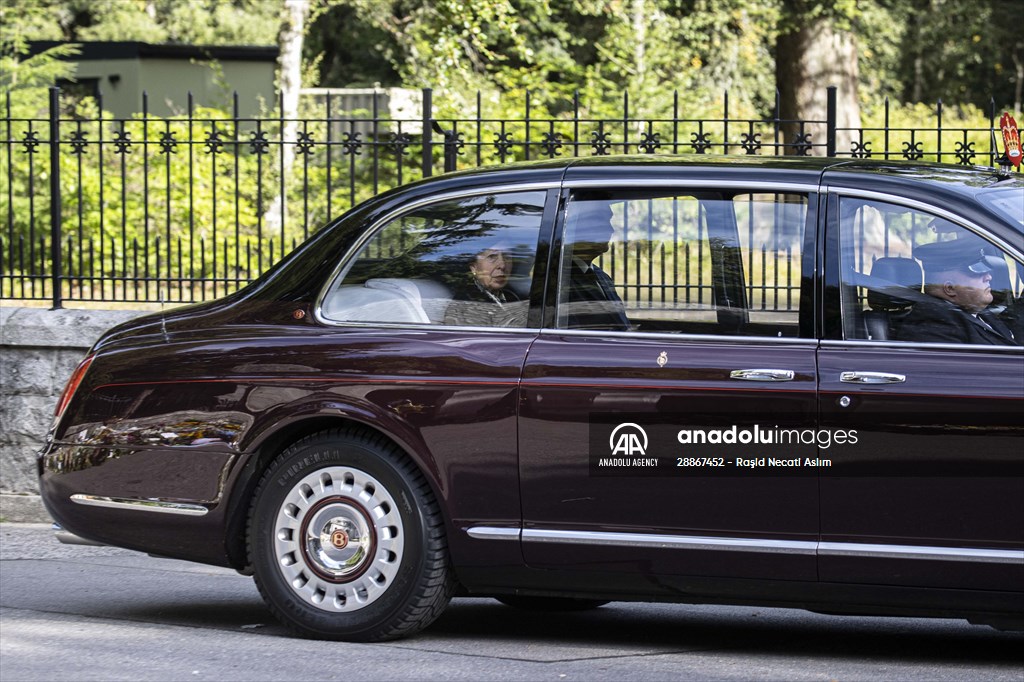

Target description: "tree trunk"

left=279, top=0, right=308, bottom=152
left=776, top=14, right=861, bottom=156
left=265, top=0, right=309, bottom=240
left=632, top=0, right=646, bottom=82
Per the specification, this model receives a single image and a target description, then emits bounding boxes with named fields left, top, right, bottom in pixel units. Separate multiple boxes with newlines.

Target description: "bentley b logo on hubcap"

left=330, top=530, right=349, bottom=549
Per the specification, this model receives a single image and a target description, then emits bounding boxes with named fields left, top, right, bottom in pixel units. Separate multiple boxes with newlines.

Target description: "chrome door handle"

left=729, top=369, right=795, bottom=382
left=840, top=371, right=906, bottom=384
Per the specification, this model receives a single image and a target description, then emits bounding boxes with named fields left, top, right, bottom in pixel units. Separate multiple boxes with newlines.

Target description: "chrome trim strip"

left=318, top=325, right=818, bottom=342
left=522, top=529, right=817, bottom=555
left=563, top=179, right=817, bottom=193
left=466, top=526, right=521, bottom=541
left=315, top=183, right=558, bottom=326
left=312, top=321, right=542, bottom=334
left=825, top=187, right=1024, bottom=262
left=70, top=494, right=209, bottom=516
left=538, top=328, right=819, bottom=346
left=818, top=542, right=1024, bottom=565
left=820, top=339, right=1024, bottom=353
left=466, top=526, right=1024, bottom=564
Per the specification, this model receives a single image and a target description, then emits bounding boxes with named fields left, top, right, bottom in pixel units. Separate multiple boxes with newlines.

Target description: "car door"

left=817, top=188, right=1024, bottom=592
left=315, top=187, right=557, bottom=570
left=516, top=178, right=822, bottom=586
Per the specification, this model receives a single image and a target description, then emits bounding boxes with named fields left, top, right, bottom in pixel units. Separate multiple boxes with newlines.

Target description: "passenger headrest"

left=867, top=257, right=923, bottom=311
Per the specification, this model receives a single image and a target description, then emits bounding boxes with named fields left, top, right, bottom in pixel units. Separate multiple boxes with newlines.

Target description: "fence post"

left=421, top=88, right=433, bottom=178
left=444, top=130, right=457, bottom=172
left=430, top=121, right=458, bottom=173
left=826, top=86, right=837, bottom=157
left=48, top=86, right=62, bottom=309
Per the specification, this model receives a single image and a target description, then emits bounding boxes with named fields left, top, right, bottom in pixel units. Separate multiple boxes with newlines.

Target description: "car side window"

left=556, top=189, right=809, bottom=337
left=321, top=191, right=545, bottom=327
left=837, top=197, right=1023, bottom=346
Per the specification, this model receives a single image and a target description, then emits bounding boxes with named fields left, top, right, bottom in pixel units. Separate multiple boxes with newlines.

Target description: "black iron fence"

left=0, top=85, right=1016, bottom=306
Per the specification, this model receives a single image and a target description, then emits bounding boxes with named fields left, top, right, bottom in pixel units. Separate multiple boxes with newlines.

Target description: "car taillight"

left=55, top=354, right=95, bottom=420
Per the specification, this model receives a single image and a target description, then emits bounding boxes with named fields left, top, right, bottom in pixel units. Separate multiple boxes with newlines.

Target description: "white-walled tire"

left=248, top=429, right=454, bottom=641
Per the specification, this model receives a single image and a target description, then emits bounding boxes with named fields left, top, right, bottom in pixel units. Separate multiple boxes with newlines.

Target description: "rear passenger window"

left=557, top=190, right=810, bottom=337
left=837, top=197, right=1023, bottom=346
left=320, top=192, right=545, bottom=327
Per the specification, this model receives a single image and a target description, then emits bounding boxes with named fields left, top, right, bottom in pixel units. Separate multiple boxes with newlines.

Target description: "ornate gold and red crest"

left=1000, top=113, right=1022, bottom=168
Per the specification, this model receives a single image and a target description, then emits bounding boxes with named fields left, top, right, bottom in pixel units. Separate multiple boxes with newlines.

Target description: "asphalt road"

left=1, top=523, right=1021, bottom=681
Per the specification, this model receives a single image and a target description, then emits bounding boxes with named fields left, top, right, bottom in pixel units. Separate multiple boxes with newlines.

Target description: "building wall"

left=70, top=59, right=142, bottom=117
left=69, top=57, right=275, bottom=118
left=139, top=59, right=276, bottom=117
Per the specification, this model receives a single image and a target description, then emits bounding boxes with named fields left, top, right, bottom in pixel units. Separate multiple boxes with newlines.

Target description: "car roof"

left=374, top=155, right=1021, bottom=244
left=433, top=154, right=1014, bottom=192
left=822, top=158, right=1019, bottom=192
left=563, top=154, right=1014, bottom=189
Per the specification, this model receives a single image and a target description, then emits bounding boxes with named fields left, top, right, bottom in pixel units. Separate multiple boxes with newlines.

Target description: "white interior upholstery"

left=322, top=278, right=451, bottom=324
left=367, top=278, right=452, bottom=323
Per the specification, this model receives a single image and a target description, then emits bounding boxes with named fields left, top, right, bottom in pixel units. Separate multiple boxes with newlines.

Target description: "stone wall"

left=0, top=307, right=147, bottom=521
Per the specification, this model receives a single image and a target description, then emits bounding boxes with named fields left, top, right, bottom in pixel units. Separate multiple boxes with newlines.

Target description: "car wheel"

left=496, top=596, right=609, bottom=611
left=248, top=428, right=454, bottom=641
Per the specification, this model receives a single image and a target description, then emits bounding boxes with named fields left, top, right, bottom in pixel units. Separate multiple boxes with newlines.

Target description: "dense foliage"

left=304, top=0, right=1021, bottom=113
left=1, top=0, right=1020, bottom=302
left=4, top=1, right=1021, bottom=113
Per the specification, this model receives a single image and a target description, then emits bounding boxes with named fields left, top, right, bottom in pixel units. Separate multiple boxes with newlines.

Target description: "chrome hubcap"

left=273, top=466, right=403, bottom=612
left=304, top=500, right=373, bottom=579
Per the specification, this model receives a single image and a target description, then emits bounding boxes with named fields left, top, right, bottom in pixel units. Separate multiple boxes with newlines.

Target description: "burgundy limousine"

left=40, top=157, right=1024, bottom=640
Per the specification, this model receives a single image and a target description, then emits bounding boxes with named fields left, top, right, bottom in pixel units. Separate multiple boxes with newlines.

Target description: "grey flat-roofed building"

left=29, top=41, right=279, bottom=118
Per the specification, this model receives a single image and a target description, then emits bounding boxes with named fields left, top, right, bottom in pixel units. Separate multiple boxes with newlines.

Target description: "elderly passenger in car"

left=443, top=242, right=528, bottom=327
left=896, top=238, right=1017, bottom=345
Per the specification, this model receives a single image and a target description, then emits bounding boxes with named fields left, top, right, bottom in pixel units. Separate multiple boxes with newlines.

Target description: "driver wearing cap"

left=896, top=238, right=1017, bottom=345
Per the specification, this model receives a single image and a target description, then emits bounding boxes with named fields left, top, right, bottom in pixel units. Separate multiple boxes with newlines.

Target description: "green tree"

left=306, top=0, right=780, bottom=122
left=775, top=0, right=861, bottom=154
left=895, top=0, right=1022, bottom=111
left=304, top=2, right=400, bottom=87
left=14, top=0, right=280, bottom=46
left=0, top=1, right=80, bottom=114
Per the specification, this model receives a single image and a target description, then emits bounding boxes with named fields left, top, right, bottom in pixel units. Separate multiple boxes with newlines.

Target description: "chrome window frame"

left=314, top=182, right=559, bottom=329
left=827, top=186, right=1024, bottom=349
left=554, top=180, right=818, bottom=339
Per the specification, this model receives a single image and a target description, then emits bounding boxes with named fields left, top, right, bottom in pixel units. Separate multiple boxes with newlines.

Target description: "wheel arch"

left=221, top=412, right=448, bottom=571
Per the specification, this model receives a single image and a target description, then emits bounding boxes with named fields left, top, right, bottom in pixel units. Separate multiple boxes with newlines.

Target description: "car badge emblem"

left=657, top=351, right=668, bottom=367
left=330, top=530, right=349, bottom=549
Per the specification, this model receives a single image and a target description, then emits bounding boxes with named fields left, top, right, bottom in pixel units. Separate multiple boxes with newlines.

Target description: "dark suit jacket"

left=450, top=281, right=521, bottom=305
left=564, top=261, right=630, bottom=330
left=896, top=298, right=1017, bottom=346
left=443, top=281, right=526, bottom=327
